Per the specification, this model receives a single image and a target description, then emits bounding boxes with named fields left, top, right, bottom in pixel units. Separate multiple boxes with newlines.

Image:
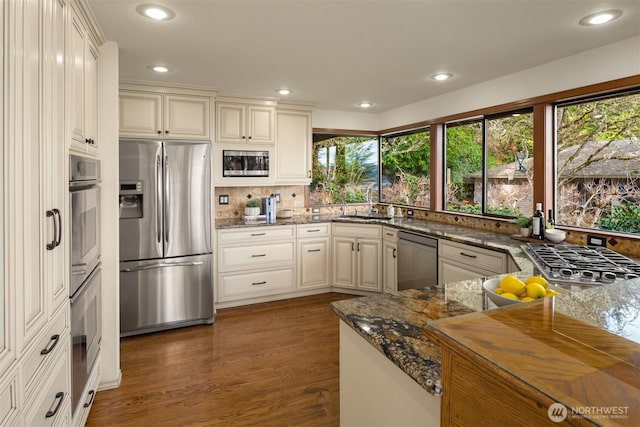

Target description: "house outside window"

left=555, top=91, right=640, bottom=236
left=309, top=134, right=379, bottom=205
left=380, top=128, right=430, bottom=207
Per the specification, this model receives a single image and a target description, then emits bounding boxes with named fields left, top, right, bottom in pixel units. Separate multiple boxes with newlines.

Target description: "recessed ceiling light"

left=579, top=9, right=622, bottom=26
left=430, top=73, right=453, bottom=81
left=147, top=65, right=170, bottom=73
left=136, top=4, right=176, bottom=21
left=359, top=102, right=372, bottom=108
left=276, top=89, right=292, bottom=95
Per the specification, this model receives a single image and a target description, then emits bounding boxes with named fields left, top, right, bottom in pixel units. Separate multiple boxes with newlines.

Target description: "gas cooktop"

left=522, top=243, right=640, bottom=285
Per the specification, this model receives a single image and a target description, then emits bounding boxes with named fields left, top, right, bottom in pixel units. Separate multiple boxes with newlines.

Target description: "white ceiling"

left=87, top=0, right=640, bottom=113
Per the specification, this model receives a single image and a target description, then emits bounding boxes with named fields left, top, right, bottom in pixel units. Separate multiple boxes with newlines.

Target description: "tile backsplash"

left=215, top=185, right=307, bottom=218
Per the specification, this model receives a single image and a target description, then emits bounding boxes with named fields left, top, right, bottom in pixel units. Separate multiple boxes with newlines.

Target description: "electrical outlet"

left=218, top=195, right=229, bottom=205
left=587, top=235, right=606, bottom=247
left=275, top=193, right=281, bottom=203
left=406, top=209, right=414, bottom=217
left=312, top=207, right=320, bottom=213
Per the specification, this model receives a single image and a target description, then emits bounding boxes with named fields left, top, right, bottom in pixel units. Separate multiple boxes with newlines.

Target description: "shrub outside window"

left=555, top=91, right=640, bottom=235
left=380, top=128, right=430, bottom=207
left=309, top=134, right=379, bottom=205
left=444, top=120, right=483, bottom=214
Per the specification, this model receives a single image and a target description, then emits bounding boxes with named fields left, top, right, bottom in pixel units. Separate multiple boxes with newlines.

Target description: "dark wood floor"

left=86, top=292, right=357, bottom=426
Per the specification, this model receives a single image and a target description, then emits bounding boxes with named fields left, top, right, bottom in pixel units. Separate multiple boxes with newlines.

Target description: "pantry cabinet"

left=216, top=98, right=276, bottom=144
left=332, top=224, right=382, bottom=292
left=275, top=107, right=312, bottom=184
left=69, top=2, right=99, bottom=155
left=438, top=240, right=508, bottom=284
left=119, top=89, right=213, bottom=140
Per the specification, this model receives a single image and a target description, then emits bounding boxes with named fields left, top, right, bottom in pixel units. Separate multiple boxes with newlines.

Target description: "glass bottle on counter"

left=548, top=209, right=555, bottom=229
left=532, top=203, right=545, bottom=240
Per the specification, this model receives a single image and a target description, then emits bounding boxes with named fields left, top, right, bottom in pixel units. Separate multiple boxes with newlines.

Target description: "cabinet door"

left=216, top=103, right=245, bottom=142
left=275, top=110, right=311, bottom=184
left=69, top=10, right=86, bottom=144
left=357, top=238, right=382, bottom=291
left=382, top=241, right=397, bottom=293
left=119, top=92, right=163, bottom=138
left=332, top=237, right=356, bottom=289
left=164, top=95, right=210, bottom=139
left=247, top=105, right=274, bottom=143
left=84, top=41, right=98, bottom=153
left=298, top=238, right=330, bottom=290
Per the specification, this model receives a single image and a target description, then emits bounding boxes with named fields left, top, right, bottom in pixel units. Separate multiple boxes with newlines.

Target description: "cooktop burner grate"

left=523, top=243, right=640, bottom=285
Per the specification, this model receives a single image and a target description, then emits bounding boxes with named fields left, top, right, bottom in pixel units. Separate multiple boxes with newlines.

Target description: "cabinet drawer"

left=217, top=225, right=295, bottom=244
left=332, top=223, right=381, bottom=238
left=218, top=268, right=295, bottom=302
left=23, top=306, right=69, bottom=397
left=439, top=240, right=507, bottom=274
left=24, top=343, right=70, bottom=427
left=219, top=242, right=295, bottom=272
left=382, top=226, right=398, bottom=242
left=0, top=371, right=19, bottom=426
left=297, top=223, right=330, bottom=238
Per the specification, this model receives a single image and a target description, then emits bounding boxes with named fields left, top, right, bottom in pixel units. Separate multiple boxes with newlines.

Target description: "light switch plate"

left=218, top=195, right=229, bottom=205
left=406, top=209, right=414, bottom=217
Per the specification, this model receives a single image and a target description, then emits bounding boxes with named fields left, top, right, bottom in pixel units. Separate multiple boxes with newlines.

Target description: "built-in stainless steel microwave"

left=223, top=150, right=269, bottom=177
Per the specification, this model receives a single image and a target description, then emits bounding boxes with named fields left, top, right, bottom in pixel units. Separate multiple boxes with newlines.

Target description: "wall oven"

left=69, top=155, right=102, bottom=415
left=222, top=150, right=269, bottom=177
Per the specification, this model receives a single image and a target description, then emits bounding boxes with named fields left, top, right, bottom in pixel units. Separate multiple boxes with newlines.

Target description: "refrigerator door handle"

left=164, top=154, right=170, bottom=247
left=120, top=261, right=204, bottom=273
left=156, top=154, right=163, bottom=248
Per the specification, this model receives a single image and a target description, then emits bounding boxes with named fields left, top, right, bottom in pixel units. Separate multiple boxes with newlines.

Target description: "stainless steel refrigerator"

left=119, top=139, right=213, bottom=336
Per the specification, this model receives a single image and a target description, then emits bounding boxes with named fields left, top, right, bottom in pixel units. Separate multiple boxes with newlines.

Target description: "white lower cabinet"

left=382, top=227, right=398, bottom=293
left=23, top=335, right=70, bottom=427
left=72, top=355, right=100, bottom=427
left=331, top=224, right=382, bottom=292
left=297, top=223, right=331, bottom=290
left=0, top=370, right=19, bottom=427
left=438, top=240, right=508, bottom=284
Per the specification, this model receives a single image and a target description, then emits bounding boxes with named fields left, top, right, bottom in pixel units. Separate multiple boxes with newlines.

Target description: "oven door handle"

left=70, top=265, right=101, bottom=303
left=120, top=261, right=204, bottom=273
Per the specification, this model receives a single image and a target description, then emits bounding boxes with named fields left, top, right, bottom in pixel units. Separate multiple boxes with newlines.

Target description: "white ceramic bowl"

left=482, top=278, right=522, bottom=307
left=483, top=277, right=567, bottom=307
left=545, top=229, right=566, bottom=243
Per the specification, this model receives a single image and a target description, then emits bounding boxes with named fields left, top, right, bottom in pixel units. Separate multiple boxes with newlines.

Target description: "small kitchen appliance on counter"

left=523, top=243, right=640, bottom=286
left=263, top=196, right=277, bottom=223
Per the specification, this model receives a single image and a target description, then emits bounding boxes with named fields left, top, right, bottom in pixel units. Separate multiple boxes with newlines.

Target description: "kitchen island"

left=331, top=268, right=640, bottom=426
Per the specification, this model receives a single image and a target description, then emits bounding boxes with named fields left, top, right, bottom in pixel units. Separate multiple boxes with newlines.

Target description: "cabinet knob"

left=165, top=130, right=169, bottom=134
left=242, top=136, right=246, bottom=139
left=248, top=136, right=252, bottom=139
left=157, top=130, right=162, bottom=135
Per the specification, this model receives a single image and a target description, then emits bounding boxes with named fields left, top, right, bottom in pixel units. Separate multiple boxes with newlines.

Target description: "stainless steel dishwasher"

left=397, top=230, right=438, bottom=290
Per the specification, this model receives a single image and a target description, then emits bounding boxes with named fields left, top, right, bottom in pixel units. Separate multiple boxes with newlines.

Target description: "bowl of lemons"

left=483, top=275, right=565, bottom=307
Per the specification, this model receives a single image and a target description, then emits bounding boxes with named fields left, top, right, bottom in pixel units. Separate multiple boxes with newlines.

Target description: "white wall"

left=98, top=41, right=121, bottom=389
left=313, top=36, right=640, bottom=132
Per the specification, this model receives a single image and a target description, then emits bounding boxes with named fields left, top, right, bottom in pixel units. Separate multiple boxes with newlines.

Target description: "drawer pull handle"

left=83, top=390, right=96, bottom=408
left=40, top=334, right=60, bottom=355
left=45, top=392, right=64, bottom=418
left=251, top=254, right=267, bottom=258
left=386, top=232, right=394, bottom=236
left=307, top=249, right=321, bottom=253
left=251, top=232, right=266, bottom=236
left=251, top=281, right=267, bottom=286
left=307, top=229, right=321, bottom=232
left=460, top=252, right=477, bottom=259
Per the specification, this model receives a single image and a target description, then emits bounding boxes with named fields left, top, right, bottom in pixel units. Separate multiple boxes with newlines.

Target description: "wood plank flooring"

left=86, top=292, right=358, bottom=427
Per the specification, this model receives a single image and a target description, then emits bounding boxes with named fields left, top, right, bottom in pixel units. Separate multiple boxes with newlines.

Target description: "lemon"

left=499, top=276, right=526, bottom=296
left=520, top=296, right=535, bottom=302
left=526, top=282, right=547, bottom=299
left=494, top=288, right=504, bottom=295
left=501, top=292, right=519, bottom=300
left=525, top=275, right=549, bottom=289
left=545, top=289, right=560, bottom=297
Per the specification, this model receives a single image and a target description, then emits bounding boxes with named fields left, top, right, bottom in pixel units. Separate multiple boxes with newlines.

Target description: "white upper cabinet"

left=69, top=3, right=99, bottom=155
left=119, top=89, right=212, bottom=140
left=275, top=107, right=312, bottom=184
left=216, top=99, right=275, bottom=144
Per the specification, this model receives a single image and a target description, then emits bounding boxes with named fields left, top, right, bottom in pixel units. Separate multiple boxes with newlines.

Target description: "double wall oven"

left=69, top=155, right=102, bottom=415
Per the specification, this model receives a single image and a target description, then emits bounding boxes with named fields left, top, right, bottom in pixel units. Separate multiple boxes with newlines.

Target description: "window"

left=309, top=134, right=379, bottom=205
left=555, top=91, right=640, bottom=235
left=444, top=111, right=534, bottom=217
left=380, top=128, right=430, bottom=207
